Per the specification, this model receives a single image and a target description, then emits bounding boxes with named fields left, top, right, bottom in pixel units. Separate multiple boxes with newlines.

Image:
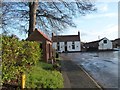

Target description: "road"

left=61, top=51, right=119, bottom=88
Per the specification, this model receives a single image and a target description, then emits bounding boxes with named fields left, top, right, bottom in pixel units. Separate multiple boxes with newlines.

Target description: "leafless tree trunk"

left=28, top=0, right=38, bottom=36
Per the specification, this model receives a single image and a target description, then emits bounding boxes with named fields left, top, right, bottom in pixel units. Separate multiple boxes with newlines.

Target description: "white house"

left=52, top=32, right=81, bottom=52
left=98, top=37, right=113, bottom=50
left=84, top=37, right=113, bottom=51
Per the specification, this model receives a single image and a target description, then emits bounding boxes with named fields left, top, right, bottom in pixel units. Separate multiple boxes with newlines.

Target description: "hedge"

left=2, top=35, right=41, bottom=84
left=2, top=35, right=64, bottom=88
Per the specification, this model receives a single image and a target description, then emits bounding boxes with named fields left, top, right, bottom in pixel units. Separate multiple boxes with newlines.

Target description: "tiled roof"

left=27, top=29, right=51, bottom=42
left=85, top=37, right=107, bottom=44
left=112, top=38, right=120, bottom=45
left=52, top=35, right=80, bottom=42
left=113, top=38, right=120, bottom=41
left=37, top=29, right=51, bottom=42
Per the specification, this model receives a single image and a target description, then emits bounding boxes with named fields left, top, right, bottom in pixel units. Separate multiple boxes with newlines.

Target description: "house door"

left=65, top=46, right=67, bottom=51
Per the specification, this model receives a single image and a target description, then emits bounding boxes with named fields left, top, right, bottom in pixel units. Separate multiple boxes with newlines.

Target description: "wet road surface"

left=61, top=51, right=119, bottom=88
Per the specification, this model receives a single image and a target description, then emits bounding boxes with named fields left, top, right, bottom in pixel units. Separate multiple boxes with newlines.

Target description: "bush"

left=26, top=62, right=64, bottom=88
left=2, top=35, right=64, bottom=88
left=2, top=35, right=41, bottom=84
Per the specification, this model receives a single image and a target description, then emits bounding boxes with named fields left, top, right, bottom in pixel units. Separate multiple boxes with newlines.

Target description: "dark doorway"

left=57, top=46, right=60, bottom=51
left=65, top=42, right=67, bottom=52
left=65, top=46, right=67, bottom=51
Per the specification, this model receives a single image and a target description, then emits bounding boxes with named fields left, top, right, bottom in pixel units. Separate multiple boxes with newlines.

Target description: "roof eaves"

left=37, top=29, right=51, bottom=42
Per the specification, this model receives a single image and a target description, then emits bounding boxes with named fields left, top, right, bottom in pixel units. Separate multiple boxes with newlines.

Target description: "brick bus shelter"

left=27, top=28, right=52, bottom=62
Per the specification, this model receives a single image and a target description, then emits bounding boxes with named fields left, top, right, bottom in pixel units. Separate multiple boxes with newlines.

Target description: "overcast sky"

left=62, top=1, right=119, bottom=42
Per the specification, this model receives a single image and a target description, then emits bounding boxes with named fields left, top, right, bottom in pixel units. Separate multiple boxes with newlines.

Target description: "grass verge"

left=26, top=61, right=63, bottom=88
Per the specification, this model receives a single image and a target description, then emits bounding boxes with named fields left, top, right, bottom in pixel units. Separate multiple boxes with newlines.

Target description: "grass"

left=0, top=64, right=2, bottom=86
left=39, top=61, right=53, bottom=70
left=55, top=57, right=61, bottom=61
left=25, top=61, right=63, bottom=88
left=0, top=65, right=1, bottom=71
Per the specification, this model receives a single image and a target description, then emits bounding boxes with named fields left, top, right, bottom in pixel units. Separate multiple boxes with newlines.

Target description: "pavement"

left=60, top=54, right=103, bottom=89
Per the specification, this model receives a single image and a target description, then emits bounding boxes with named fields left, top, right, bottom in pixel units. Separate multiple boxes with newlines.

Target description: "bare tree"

left=2, top=0, right=96, bottom=37
left=2, top=2, right=29, bottom=34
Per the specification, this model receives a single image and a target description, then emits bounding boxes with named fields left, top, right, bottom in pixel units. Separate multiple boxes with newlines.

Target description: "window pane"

left=104, top=40, right=107, bottom=43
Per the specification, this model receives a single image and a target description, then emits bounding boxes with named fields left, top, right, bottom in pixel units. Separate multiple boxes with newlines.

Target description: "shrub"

left=2, top=35, right=64, bottom=88
left=39, top=61, right=53, bottom=70
left=2, top=35, right=41, bottom=84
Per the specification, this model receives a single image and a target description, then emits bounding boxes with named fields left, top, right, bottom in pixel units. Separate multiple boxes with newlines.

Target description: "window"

left=103, top=40, right=107, bottom=44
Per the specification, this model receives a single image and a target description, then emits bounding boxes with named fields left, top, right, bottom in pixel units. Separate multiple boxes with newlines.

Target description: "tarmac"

left=60, top=54, right=103, bottom=89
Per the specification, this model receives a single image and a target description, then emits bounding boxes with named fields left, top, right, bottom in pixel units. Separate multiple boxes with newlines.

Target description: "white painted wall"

left=53, top=41, right=81, bottom=52
left=60, top=42, right=65, bottom=52
left=67, top=42, right=72, bottom=51
left=52, top=42, right=57, bottom=50
left=75, top=41, right=81, bottom=51
left=99, top=38, right=113, bottom=50
left=67, top=41, right=81, bottom=51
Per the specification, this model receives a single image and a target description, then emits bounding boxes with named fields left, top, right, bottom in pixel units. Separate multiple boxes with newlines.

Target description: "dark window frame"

left=103, top=40, right=107, bottom=44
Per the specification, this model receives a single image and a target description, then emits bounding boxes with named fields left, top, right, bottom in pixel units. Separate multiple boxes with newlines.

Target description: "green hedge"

left=2, top=35, right=63, bottom=88
left=2, top=35, right=41, bottom=84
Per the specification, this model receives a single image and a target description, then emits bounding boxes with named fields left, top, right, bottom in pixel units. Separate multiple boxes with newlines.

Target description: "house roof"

left=112, top=38, right=120, bottom=42
left=27, top=29, right=51, bottom=42
left=112, top=38, right=120, bottom=45
left=37, top=29, right=51, bottom=41
left=52, top=35, right=80, bottom=42
left=83, top=37, right=110, bottom=47
left=85, top=37, right=108, bottom=44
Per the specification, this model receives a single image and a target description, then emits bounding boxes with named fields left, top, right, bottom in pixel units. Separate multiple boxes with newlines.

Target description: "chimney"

left=52, top=33, right=54, bottom=37
left=52, top=33, right=54, bottom=41
left=78, top=31, right=80, bottom=36
left=78, top=31, right=81, bottom=40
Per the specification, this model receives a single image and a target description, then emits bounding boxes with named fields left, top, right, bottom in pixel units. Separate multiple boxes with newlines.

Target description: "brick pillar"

left=42, top=41, right=48, bottom=62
